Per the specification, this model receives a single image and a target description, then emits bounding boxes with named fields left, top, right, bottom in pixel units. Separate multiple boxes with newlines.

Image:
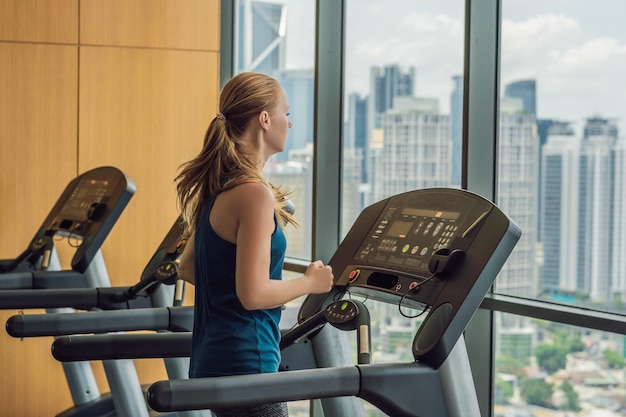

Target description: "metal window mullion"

left=462, top=0, right=502, bottom=417
left=312, top=0, right=344, bottom=262
left=220, top=0, right=236, bottom=86
left=481, top=293, right=626, bottom=335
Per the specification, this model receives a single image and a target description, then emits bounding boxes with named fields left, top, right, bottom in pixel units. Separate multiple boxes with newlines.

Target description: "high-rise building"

left=370, top=65, right=415, bottom=116
left=578, top=117, right=619, bottom=302
left=536, top=119, right=575, bottom=241
left=367, top=65, right=416, bottom=140
left=345, top=92, right=368, bottom=186
left=236, top=0, right=287, bottom=74
left=276, top=69, right=315, bottom=160
left=540, top=134, right=581, bottom=293
left=611, top=140, right=626, bottom=301
left=450, top=75, right=463, bottom=187
left=496, top=105, right=540, bottom=299
left=504, top=79, right=536, bottom=116
left=364, top=65, right=417, bottom=205
left=371, top=100, right=451, bottom=202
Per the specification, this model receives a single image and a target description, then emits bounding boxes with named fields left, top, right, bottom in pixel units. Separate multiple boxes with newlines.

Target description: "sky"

left=280, top=0, right=626, bottom=137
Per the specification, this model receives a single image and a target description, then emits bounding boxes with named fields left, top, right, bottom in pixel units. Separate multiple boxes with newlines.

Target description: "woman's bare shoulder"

left=228, top=182, right=274, bottom=207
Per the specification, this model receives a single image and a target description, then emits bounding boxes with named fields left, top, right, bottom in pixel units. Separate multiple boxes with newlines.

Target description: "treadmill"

left=141, top=188, right=522, bottom=417
left=4, top=218, right=209, bottom=417
left=0, top=166, right=136, bottom=417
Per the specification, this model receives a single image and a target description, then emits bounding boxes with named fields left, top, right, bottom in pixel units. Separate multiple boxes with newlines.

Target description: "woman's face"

left=266, top=87, right=292, bottom=154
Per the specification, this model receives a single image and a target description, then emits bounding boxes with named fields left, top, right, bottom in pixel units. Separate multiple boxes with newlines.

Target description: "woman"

left=176, top=72, right=334, bottom=417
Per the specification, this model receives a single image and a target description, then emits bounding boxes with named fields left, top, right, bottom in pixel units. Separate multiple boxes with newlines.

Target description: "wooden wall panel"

left=0, top=43, right=79, bottom=416
left=80, top=0, right=220, bottom=51
left=0, top=1, right=220, bottom=414
left=0, top=43, right=79, bottom=262
left=78, top=45, right=218, bottom=384
left=0, top=0, right=78, bottom=43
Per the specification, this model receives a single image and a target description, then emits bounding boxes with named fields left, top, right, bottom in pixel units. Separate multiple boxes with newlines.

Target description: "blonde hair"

left=175, top=72, right=297, bottom=235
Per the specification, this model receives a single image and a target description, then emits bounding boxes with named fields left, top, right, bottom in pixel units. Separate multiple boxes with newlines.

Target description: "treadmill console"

left=38, top=166, right=135, bottom=272
left=139, top=217, right=187, bottom=285
left=49, top=177, right=114, bottom=236
left=305, top=188, right=521, bottom=368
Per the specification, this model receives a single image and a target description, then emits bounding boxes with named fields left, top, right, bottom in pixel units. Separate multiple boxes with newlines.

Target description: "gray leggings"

left=212, top=402, right=289, bottom=417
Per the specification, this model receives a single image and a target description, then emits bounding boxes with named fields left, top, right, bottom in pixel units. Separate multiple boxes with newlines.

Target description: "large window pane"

left=342, top=1, right=464, bottom=416
left=235, top=0, right=315, bottom=260
left=342, top=0, right=465, bottom=237
left=495, top=312, right=626, bottom=416
left=496, top=1, right=626, bottom=415
left=496, top=0, right=626, bottom=315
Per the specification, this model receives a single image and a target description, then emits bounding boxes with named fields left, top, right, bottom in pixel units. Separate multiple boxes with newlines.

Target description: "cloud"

left=501, top=13, right=626, bottom=130
left=501, top=14, right=581, bottom=69
left=346, top=12, right=463, bottom=98
left=549, top=37, right=626, bottom=73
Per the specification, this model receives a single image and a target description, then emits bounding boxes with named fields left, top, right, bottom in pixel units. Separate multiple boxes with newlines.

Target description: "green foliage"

left=559, top=381, right=581, bottom=412
left=520, top=378, right=553, bottom=407
left=494, top=375, right=514, bottom=405
left=603, top=348, right=626, bottom=369
left=566, top=335, right=585, bottom=353
left=495, top=354, right=524, bottom=376
left=535, top=344, right=567, bottom=374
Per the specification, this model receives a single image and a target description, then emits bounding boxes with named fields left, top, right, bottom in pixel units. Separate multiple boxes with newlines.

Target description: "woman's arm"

left=177, top=233, right=195, bottom=285
left=232, top=183, right=334, bottom=310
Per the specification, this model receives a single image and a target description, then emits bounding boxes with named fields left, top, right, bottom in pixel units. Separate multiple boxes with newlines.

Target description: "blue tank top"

left=189, top=195, right=287, bottom=378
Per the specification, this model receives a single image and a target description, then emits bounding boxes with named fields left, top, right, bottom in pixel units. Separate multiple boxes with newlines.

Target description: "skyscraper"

left=367, top=65, right=416, bottom=136
left=371, top=100, right=451, bottom=202
left=450, top=75, right=463, bottom=187
left=276, top=69, right=315, bottom=160
left=236, top=0, right=287, bottom=74
left=578, top=117, right=620, bottom=302
left=535, top=119, right=575, bottom=241
left=504, top=79, right=536, bottom=116
left=365, top=65, right=417, bottom=205
left=496, top=108, right=540, bottom=299
left=541, top=134, right=581, bottom=294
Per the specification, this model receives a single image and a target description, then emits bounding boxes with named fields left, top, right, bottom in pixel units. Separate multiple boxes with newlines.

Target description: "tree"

left=494, top=375, right=514, bottom=405
left=535, top=344, right=567, bottom=374
left=566, top=335, right=585, bottom=353
left=520, top=378, right=553, bottom=407
left=603, top=349, right=626, bottom=369
left=560, top=381, right=581, bottom=412
left=496, top=354, right=524, bottom=376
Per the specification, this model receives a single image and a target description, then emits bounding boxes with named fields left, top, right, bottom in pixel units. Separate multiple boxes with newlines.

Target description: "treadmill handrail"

left=148, top=366, right=361, bottom=411
left=146, top=363, right=449, bottom=417
left=0, top=270, right=87, bottom=290
left=52, top=333, right=192, bottom=361
left=6, top=306, right=194, bottom=337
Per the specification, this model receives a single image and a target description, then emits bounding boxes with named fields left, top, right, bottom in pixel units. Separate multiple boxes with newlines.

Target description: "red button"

left=348, top=269, right=361, bottom=283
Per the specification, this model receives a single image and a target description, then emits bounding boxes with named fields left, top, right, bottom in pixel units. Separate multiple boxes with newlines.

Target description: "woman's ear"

left=258, top=110, right=271, bottom=130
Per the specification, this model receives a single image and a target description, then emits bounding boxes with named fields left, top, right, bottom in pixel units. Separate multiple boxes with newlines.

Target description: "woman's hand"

left=304, top=260, right=334, bottom=294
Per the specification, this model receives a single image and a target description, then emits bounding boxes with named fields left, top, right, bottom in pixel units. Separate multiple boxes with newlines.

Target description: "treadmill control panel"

left=37, top=166, right=136, bottom=272
left=319, top=188, right=521, bottom=367
left=48, top=178, right=112, bottom=237
left=354, top=206, right=464, bottom=277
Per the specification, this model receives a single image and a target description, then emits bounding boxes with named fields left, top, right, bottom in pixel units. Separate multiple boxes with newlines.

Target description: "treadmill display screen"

left=57, top=178, right=109, bottom=220
left=48, top=178, right=111, bottom=235
left=354, top=204, right=463, bottom=275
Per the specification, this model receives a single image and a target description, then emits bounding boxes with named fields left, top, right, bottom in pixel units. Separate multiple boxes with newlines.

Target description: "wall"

left=0, top=0, right=219, bottom=415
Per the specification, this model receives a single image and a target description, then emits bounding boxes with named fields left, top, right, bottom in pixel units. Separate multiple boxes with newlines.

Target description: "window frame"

left=219, top=1, right=626, bottom=416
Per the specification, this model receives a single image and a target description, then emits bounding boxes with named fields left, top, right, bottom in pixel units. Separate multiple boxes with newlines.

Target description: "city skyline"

left=242, top=2, right=626, bottom=415
left=280, top=0, right=626, bottom=136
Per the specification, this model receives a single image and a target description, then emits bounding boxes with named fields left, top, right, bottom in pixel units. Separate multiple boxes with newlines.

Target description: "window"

left=233, top=0, right=316, bottom=261
left=224, top=1, right=626, bottom=416
left=342, top=0, right=465, bottom=238
left=496, top=1, right=626, bottom=414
